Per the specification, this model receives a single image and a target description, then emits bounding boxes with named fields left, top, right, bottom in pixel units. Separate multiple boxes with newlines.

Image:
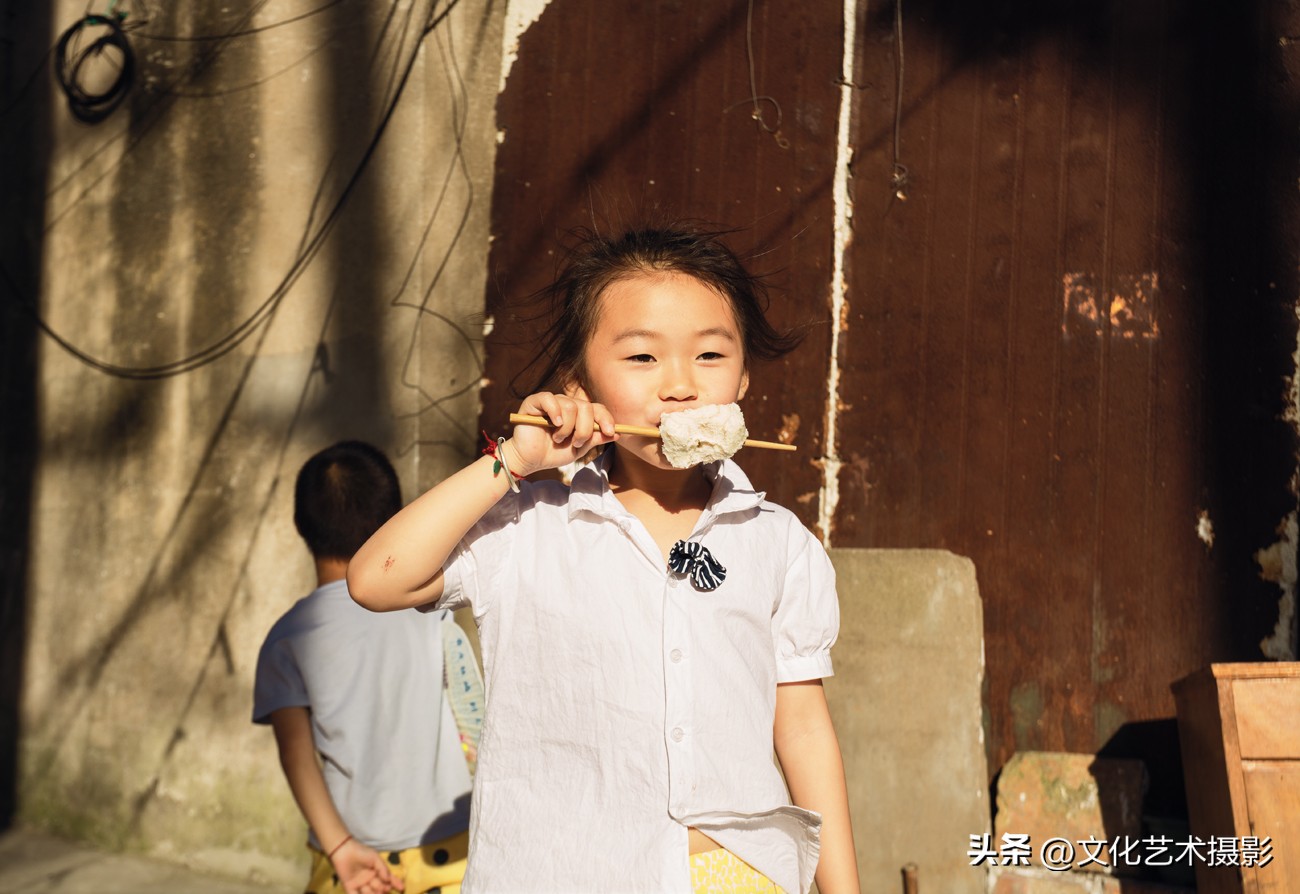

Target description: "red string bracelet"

left=327, top=834, right=352, bottom=861
left=482, top=431, right=522, bottom=492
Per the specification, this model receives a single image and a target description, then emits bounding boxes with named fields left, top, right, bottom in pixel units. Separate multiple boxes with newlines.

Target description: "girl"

left=348, top=227, right=859, bottom=894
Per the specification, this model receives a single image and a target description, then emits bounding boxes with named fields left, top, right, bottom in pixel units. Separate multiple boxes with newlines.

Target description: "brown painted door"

left=481, top=0, right=843, bottom=520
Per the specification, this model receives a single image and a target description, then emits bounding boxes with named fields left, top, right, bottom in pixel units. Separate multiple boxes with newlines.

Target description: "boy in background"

left=254, top=441, right=473, bottom=894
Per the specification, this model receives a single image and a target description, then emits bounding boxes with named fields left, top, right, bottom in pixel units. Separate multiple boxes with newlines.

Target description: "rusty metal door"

left=841, top=0, right=1299, bottom=791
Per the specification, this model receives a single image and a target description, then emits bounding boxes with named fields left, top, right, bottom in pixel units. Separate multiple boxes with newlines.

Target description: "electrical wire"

left=44, top=0, right=274, bottom=215
left=2, top=0, right=464, bottom=380
left=0, top=44, right=57, bottom=121
left=133, top=0, right=346, bottom=42
left=890, top=0, right=910, bottom=202
left=743, top=0, right=788, bottom=148
left=54, top=11, right=135, bottom=123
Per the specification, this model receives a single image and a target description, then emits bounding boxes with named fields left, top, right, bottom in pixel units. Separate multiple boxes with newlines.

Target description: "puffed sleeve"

left=772, top=524, right=839, bottom=683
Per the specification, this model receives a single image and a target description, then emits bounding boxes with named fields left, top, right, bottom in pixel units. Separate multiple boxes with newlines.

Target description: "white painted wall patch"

left=500, top=0, right=553, bottom=95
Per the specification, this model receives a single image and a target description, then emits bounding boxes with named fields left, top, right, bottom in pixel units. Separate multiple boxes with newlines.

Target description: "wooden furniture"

left=1172, top=663, right=1300, bottom=894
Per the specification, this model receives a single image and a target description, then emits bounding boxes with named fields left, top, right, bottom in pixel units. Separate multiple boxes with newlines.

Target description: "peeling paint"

left=817, top=0, right=858, bottom=547
left=1061, top=272, right=1160, bottom=340
left=1195, top=509, right=1214, bottom=548
left=1262, top=303, right=1300, bottom=660
left=777, top=412, right=801, bottom=445
left=1284, top=300, right=1300, bottom=427
left=499, top=0, right=552, bottom=94
left=1256, top=512, right=1298, bottom=660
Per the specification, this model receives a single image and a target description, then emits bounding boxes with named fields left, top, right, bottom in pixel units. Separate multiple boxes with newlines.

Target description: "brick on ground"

left=995, top=751, right=1148, bottom=875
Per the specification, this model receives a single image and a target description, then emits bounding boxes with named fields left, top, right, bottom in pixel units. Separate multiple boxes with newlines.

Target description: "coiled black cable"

left=54, top=12, right=135, bottom=123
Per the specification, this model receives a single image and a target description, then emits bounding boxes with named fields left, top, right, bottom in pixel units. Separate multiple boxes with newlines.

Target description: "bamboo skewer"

left=508, top=413, right=797, bottom=452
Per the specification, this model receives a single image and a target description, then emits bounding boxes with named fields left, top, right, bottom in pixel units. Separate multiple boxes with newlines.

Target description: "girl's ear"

left=738, top=370, right=749, bottom=401
left=563, top=377, right=590, bottom=401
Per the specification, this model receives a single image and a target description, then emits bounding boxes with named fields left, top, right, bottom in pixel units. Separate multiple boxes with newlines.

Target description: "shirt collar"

left=568, top=448, right=766, bottom=522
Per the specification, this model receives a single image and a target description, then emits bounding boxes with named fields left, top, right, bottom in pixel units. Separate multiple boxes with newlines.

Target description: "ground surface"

left=0, top=827, right=284, bottom=894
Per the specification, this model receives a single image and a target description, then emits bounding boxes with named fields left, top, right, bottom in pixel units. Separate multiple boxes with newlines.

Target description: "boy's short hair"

left=293, top=440, right=402, bottom=560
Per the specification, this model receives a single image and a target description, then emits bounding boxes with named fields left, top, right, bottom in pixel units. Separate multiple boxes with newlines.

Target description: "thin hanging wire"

left=745, top=0, right=788, bottom=149
left=889, top=0, right=910, bottom=202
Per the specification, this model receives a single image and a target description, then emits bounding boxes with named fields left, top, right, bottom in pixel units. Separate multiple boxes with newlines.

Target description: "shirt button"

left=671, top=727, right=684, bottom=742
left=670, top=648, right=683, bottom=662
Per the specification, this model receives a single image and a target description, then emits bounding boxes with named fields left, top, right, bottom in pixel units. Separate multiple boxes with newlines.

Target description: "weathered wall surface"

left=825, top=548, right=989, bottom=894
left=840, top=0, right=1300, bottom=792
left=3, top=0, right=503, bottom=885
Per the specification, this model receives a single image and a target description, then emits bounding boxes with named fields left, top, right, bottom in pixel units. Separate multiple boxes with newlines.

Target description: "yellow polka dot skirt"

left=689, top=848, right=785, bottom=894
left=305, top=830, right=468, bottom=894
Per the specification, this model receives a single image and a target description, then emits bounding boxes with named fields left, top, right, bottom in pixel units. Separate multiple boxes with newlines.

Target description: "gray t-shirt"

left=254, top=579, right=472, bottom=851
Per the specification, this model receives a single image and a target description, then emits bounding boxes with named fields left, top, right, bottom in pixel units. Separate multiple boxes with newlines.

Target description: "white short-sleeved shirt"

left=253, top=580, right=473, bottom=851
left=438, top=451, right=839, bottom=894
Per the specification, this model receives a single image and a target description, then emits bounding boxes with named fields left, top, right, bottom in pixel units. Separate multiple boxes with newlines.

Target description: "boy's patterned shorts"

left=689, top=848, right=786, bottom=894
left=305, top=830, right=468, bottom=894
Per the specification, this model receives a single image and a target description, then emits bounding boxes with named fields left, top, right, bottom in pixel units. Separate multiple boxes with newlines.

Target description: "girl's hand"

left=509, top=392, right=617, bottom=475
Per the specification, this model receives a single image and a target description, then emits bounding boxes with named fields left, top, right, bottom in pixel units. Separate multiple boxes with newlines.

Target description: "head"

left=293, top=440, right=401, bottom=561
left=527, top=226, right=800, bottom=395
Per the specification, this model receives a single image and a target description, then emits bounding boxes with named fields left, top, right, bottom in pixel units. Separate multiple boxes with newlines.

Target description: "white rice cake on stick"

left=658, top=403, right=749, bottom=468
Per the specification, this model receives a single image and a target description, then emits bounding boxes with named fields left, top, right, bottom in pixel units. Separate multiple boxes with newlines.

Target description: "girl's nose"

left=659, top=361, right=697, bottom=401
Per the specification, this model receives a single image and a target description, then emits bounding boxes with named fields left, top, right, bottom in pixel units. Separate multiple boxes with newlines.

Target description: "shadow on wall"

left=860, top=0, right=1300, bottom=781
left=1098, top=720, right=1196, bottom=886
left=0, top=0, right=474, bottom=840
left=1097, top=719, right=1187, bottom=824
left=873, top=0, right=1299, bottom=678
left=30, top=0, right=403, bottom=841
left=0, top=0, right=49, bottom=831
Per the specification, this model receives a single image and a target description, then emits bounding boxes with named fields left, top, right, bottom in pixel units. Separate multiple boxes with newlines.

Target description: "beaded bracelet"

left=481, top=432, right=522, bottom=493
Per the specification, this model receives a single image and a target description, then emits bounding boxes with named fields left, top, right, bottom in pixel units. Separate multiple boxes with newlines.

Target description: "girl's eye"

left=698, top=352, right=724, bottom=361
left=627, top=354, right=655, bottom=363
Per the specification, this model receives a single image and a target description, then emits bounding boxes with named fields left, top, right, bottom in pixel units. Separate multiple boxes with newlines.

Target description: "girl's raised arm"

left=347, top=392, right=616, bottom=611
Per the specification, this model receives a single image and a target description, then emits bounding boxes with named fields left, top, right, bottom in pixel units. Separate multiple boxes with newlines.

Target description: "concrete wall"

left=10, top=0, right=504, bottom=885
left=826, top=548, right=991, bottom=894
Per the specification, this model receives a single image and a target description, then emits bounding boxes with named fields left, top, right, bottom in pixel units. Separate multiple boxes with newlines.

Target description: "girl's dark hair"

left=293, top=440, right=402, bottom=560
left=526, top=225, right=802, bottom=393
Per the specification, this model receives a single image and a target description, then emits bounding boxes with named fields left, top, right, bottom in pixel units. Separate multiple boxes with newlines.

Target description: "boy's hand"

left=331, top=838, right=406, bottom=894
left=509, top=391, right=618, bottom=475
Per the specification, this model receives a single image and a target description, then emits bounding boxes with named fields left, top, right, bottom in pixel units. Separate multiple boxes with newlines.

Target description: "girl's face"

left=567, top=272, right=749, bottom=470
